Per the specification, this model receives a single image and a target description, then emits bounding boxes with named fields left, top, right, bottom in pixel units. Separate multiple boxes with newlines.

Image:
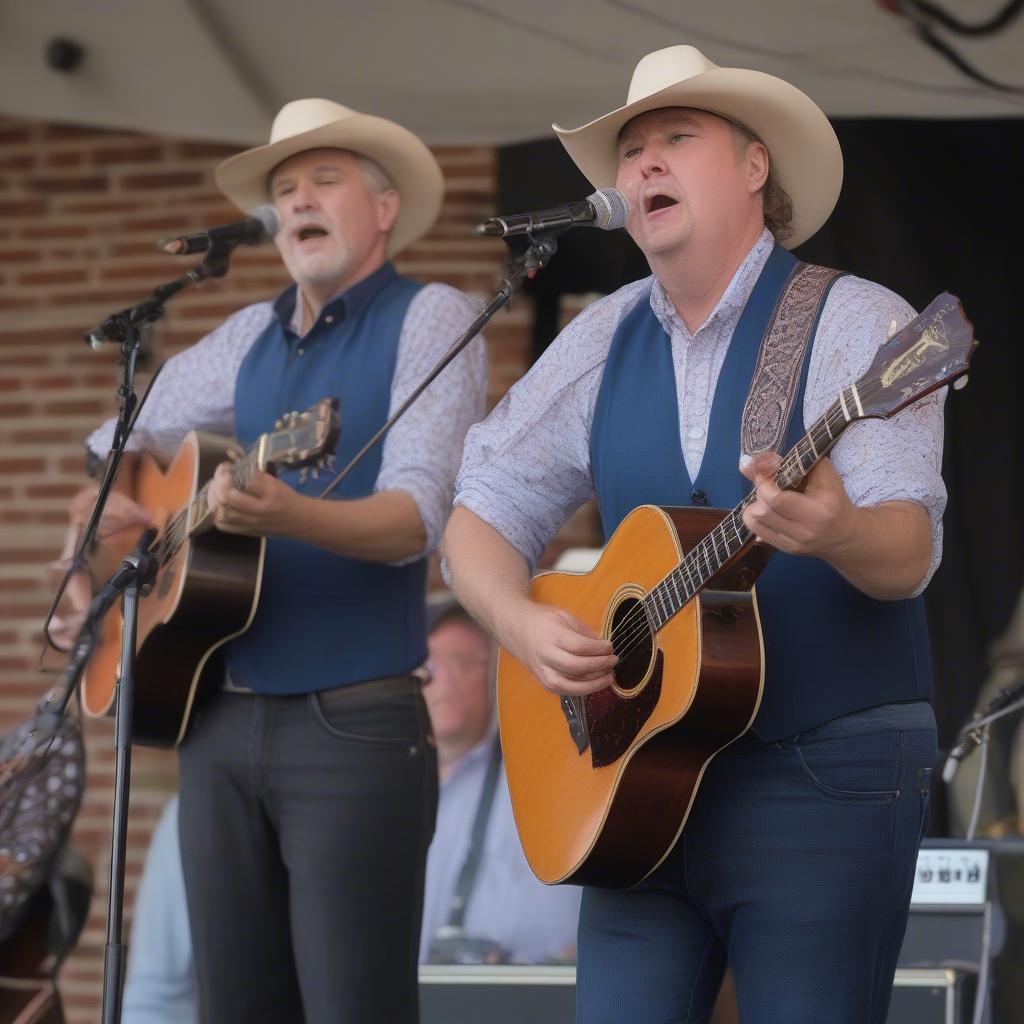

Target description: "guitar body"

left=498, top=294, right=977, bottom=892
left=81, top=432, right=264, bottom=748
left=498, top=505, right=765, bottom=890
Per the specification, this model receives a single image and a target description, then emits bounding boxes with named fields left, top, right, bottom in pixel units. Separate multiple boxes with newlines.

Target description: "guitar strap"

left=444, top=735, right=503, bottom=932
left=740, top=262, right=844, bottom=457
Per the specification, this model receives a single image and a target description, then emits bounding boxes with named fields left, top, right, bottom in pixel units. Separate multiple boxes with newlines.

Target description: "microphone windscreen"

left=250, top=204, right=281, bottom=237
left=588, top=188, right=630, bottom=230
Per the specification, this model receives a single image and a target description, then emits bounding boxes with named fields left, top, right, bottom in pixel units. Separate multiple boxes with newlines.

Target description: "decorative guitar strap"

left=740, top=262, right=845, bottom=457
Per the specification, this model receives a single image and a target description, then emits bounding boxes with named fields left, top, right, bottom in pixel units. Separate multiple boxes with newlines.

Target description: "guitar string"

left=606, top=365, right=942, bottom=665
left=150, top=451, right=258, bottom=567
left=565, top=313, right=969, bottom=724
left=602, top=401, right=848, bottom=665
left=146, top=412, right=333, bottom=564
left=607, top=405, right=846, bottom=663
left=605, top=419, right=830, bottom=660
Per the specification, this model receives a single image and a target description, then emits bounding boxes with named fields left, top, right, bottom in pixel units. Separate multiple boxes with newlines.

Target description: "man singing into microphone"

left=77, top=99, right=486, bottom=1022
left=444, top=46, right=946, bottom=1022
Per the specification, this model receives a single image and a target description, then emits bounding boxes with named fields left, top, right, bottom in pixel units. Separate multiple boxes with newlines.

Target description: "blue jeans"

left=576, top=701, right=937, bottom=1024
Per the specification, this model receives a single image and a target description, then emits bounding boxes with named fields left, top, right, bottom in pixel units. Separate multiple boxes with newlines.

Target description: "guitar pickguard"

left=584, top=650, right=663, bottom=768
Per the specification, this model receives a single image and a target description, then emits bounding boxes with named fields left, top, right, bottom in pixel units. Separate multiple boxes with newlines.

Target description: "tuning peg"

left=953, top=376, right=969, bottom=391
left=274, top=418, right=284, bottom=430
left=310, top=467, right=319, bottom=479
left=298, top=468, right=309, bottom=485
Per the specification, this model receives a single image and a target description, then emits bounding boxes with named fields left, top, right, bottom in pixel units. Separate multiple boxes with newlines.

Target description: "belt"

left=222, top=669, right=428, bottom=697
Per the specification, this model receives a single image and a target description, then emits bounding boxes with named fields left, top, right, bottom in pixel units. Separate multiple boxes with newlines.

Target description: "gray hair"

left=353, top=153, right=397, bottom=197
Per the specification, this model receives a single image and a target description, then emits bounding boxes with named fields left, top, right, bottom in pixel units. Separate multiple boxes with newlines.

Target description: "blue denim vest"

left=225, top=262, right=427, bottom=693
left=590, top=246, right=932, bottom=740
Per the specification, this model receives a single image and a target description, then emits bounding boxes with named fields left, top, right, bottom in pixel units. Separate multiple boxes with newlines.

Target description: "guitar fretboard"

left=625, top=385, right=862, bottom=645
left=154, top=448, right=260, bottom=566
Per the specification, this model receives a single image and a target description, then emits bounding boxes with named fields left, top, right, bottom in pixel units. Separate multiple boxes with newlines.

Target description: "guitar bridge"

left=560, top=695, right=589, bottom=755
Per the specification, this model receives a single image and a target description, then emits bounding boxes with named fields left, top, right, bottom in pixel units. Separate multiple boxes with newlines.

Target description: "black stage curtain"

left=496, top=120, right=1024, bottom=765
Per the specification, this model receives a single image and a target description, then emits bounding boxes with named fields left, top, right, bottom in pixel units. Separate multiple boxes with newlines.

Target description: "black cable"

left=899, top=0, right=1024, bottom=93
left=909, top=0, right=1023, bottom=37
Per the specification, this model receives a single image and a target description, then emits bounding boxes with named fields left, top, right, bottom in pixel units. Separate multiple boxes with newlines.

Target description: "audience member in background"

left=420, top=599, right=581, bottom=965
left=122, top=600, right=581, bottom=1022
left=121, top=795, right=194, bottom=1024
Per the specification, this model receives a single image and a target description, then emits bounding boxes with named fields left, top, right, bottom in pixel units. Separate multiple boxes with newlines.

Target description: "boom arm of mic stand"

left=42, top=244, right=240, bottom=657
left=318, top=231, right=561, bottom=499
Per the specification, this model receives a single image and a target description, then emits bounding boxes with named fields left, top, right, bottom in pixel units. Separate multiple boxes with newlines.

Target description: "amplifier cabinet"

left=889, top=968, right=977, bottom=1024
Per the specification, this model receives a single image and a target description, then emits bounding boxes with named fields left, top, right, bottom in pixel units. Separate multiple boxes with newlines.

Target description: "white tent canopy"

left=2, top=0, right=1022, bottom=146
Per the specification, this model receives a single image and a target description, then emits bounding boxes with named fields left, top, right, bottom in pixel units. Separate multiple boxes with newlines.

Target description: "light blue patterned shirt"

left=454, top=229, right=946, bottom=594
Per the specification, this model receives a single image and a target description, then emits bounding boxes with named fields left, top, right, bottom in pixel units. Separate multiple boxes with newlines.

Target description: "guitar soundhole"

left=585, top=593, right=663, bottom=769
left=610, top=597, right=655, bottom=695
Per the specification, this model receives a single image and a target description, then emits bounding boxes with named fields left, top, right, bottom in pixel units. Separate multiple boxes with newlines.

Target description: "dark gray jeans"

left=178, top=677, right=437, bottom=1023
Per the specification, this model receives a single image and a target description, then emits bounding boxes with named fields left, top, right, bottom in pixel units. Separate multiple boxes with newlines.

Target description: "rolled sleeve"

left=452, top=288, right=642, bottom=570
left=375, top=284, right=488, bottom=560
left=807, top=277, right=947, bottom=593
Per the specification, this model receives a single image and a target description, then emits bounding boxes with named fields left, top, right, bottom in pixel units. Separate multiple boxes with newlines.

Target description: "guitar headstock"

left=259, top=397, right=341, bottom=473
left=856, top=293, right=977, bottom=419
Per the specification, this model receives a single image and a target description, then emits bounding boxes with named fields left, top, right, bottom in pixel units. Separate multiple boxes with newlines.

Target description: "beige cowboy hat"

left=215, top=98, right=444, bottom=257
left=553, top=45, right=843, bottom=249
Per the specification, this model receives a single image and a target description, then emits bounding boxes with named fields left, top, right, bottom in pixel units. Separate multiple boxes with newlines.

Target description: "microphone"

left=158, top=205, right=280, bottom=255
left=473, top=188, right=630, bottom=238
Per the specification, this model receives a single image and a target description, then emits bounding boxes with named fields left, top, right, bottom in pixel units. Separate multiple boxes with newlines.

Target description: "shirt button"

left=324, top=314, right=335, bottom=324
left=691, top=489, right=708, bottom=506
left=297, top=347, right=304, bottom=355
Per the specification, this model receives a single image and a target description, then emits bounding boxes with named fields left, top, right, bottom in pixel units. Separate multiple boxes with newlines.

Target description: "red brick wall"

left=0, top=117, right=599, bottom=1021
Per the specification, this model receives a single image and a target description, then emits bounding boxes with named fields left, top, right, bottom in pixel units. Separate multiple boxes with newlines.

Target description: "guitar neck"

left=157, top=444, right=261, bottom=560
left=189, top=447, right=260, bottom=532
left=641, top=386, right=864, bottom=633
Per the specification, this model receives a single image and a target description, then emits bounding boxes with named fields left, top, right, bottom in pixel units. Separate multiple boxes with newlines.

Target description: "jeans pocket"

left=309, top=686, right=424, bottom=752
left=791, top=730, right=901, bottom=803
left=894, top=756, right=935, bottom=889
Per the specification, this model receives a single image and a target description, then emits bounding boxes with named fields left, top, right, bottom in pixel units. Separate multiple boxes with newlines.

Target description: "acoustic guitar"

left=81, top=398, right=339, bottom=748
left=498, top=294, right=976, bottom=889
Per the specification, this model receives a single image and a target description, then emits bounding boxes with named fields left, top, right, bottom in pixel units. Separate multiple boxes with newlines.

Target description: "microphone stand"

left=958, top=688, right=1024, bottom=839
left=944, top=681, right=1024, bottom=840
left=38, top=241, right=241, bottom=1024
left=42, top=241, right=235, bottom=661
left=320, top=230, right=562, bottom=498
left=99, top=532, right=158, bottom=1024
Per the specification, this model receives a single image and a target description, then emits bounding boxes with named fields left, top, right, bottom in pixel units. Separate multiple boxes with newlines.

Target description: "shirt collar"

left=649, top=227, right=776, bottom=339
left=273, top=261, right=399, bottom=335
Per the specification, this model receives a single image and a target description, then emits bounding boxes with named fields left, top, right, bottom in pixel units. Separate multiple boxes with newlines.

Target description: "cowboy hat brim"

left=215, top=110, right=444, bottom=258
left=553, top=66, right=842, bottom=250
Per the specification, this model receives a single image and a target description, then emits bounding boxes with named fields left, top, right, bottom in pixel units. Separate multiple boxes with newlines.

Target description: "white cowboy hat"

left=553, top=45, right=843, bottom=249
left=215, top=98, right=444, bottom=257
